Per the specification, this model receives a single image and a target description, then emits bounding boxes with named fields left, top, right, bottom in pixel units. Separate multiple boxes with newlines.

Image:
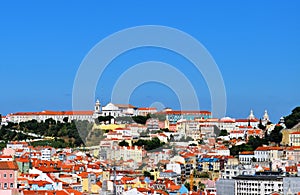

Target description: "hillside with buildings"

left=1, top=103, right=300, bottom=194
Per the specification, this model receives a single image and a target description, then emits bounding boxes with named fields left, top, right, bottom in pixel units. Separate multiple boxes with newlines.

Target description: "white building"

left=254, top=146, right=271, bottom=162
left=166, top=163, right=182, bottom=175
left=7, top=110, right=94, bottom=123
left=101, top=103, right=137, bottom=117
left=289, top=132, right=300, bottom=146
left=238, top=151, right=254, bottom=165
left=137, top=107, right=157, bottom=116
left=234, top=175, right=283, bottom=195
left=6, top=142, right=28, bottom=150
left=40, top=147, right=56, bottom=161
left=215, top=145, right=230, bottom=156
left=229, top=130, right=245, bottom=140
left=220, top=165, right=255, bottom=179
left=106, top=146, right=143, bottom=164
left=218, top=117, right=236, bottom=132
left=6, top=100, right=140, bottom=124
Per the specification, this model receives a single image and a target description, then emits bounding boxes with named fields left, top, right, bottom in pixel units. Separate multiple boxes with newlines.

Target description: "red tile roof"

left=291, top=132, right=300, bottom=135
left=0, top=161, right=18, bottom=170
left=23, top=190, right=71, bottom=195
left=11, top=110, right=93, bottom=116
left=236, top=118, right=259, bottom=122
left=138, top=107, right=157, bottom=111
left=166, top=110, right=211, bottom=115
left=114, top=104, right=136, bottom=108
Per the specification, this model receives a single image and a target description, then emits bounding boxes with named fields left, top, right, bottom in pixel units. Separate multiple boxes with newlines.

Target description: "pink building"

left=0, top=161, right=18, bottom=193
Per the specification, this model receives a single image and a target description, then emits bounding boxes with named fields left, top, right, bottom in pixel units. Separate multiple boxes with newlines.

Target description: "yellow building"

left=78, top=172, right=101, bottom=194
left=281, top=129, right=300, bottom=146
left=94, top=123, right=126, bottom=130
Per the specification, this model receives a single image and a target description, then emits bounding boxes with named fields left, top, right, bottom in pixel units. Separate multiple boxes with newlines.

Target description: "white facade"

left=215, top=146, right=230, bottom=156
left=107, top=146, right=143, bottom=163
left=40, top=147, right=55, bottom=161
left=218, top=117, right=236, bottom=131
left=101, top=103, right=137, bottom=117
left=166, top=163, right=182, bottom=175
left=137, top=108, right=157, bottom=116
left=289, top=132, right=300, bottom=146
left=6, top=142, right=28, bottom=150
left=254, top=147, right=270, bottom=162
left=221, top=165, right=255, bottom=179
left=234, top=176, right=283, bottom=195
left=238, top=152, right=254, bottom=165
left=7, top=110, right=94, bottom=123
left=229, top=130, right=245, bottom=139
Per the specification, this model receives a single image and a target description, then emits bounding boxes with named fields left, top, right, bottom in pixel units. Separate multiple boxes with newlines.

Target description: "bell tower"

left=248, top=109, right=255, bottom=120
left=94, top=99, right=102, bottom=114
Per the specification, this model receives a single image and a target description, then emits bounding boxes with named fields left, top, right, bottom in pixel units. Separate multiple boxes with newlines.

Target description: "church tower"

left=94, top=99, right=102, bottom=115
left=248, top=109, right=255, bottom=120
left=263, top=110, right=270, bottom=123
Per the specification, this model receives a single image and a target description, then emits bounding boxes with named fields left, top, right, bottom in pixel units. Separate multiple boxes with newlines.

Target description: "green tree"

left=63, top=117, right=69, bottom=123
left=96, top=116, right=114, bottom=124
left=219, top=129, right=228, bottom=136
left=284, top=107, right=300, bottom=129
left=267, top=125, right=283, bottom=145
left=132, top=114, right=151, bottom=125
left=119, top=140, right=129, bottom=147
left=143, top=171, right=151, bottom=177
left=133, top=137, right=164, bottom=151
left=184, top=182, right=190, bottom=191
left=258, top=118, right=266, bottom=130
left=150, top=113, right=166, bottom=121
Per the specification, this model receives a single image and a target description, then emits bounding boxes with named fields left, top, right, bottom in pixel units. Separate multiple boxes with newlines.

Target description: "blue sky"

left=0, top=1, right=299, bottom=122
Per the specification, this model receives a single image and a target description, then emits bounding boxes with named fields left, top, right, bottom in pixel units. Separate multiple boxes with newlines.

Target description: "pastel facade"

left=0, top=161, right=18, bottom=191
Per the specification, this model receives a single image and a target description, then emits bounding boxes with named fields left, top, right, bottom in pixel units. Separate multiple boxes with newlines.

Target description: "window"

left=9, top=174, right=13, bottom=178
left=3, top=174, right=6, bottom=178
left=10, top=183, right=14, bottom=188
left=4, top=183, right=7, bottom=189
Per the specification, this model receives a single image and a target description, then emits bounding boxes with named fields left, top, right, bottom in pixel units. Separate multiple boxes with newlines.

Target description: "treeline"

left=119, top=137, right=165, bottom=151
left=2, top=119, right=93, bottom=147
left=284, top=107, right=300, bottom=129
left=0, top=128, right=34, bottom=142
left=134, top=137, right=165, bottom=150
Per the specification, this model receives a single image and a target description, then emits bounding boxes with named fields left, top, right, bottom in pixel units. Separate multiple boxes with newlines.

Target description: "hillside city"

left=1, top=100, right=300, bottom=195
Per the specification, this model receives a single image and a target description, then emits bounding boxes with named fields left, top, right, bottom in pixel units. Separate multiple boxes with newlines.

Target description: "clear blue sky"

left=1, top=1, right=299, bottom=122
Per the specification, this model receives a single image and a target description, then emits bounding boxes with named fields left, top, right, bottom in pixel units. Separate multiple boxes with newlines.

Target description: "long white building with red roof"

left=5, top=100, right=142, bottom=123
left=7, top=110, right=94, bottom=123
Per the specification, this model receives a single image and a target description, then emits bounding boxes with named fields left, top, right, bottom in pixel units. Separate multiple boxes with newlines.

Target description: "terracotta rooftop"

left=0, top=161, right=18, bottom=170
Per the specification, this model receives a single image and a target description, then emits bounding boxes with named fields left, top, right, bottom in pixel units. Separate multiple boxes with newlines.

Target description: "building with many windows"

left=234, top=175, right=283, bottom=195
left=7, top=110, right=94, bottom=123
left=165, top=110, right=212, bottom=126
left=289, top=132, right=300, bottom=146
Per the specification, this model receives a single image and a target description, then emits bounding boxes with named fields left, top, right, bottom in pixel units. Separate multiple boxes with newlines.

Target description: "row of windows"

left=0, top=173, right=13, bottom=178
left=0, top=183, right=14, bottom=189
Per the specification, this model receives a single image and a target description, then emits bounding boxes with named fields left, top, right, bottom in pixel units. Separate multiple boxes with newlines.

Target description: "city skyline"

left=1, top=1, right=300, bottom=122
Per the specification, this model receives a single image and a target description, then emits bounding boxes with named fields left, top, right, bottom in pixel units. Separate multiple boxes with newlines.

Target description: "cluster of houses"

left=2, top=102, right=300, bottom=194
